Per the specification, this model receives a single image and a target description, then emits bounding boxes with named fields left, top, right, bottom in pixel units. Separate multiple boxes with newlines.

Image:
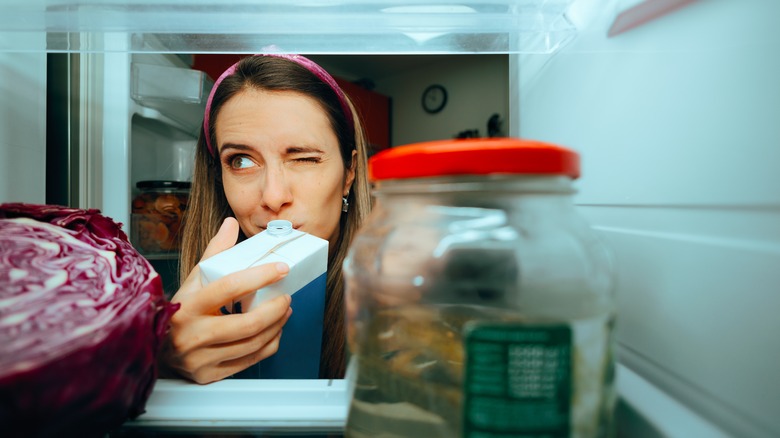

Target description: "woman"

left=161, top=54, right=372, bottom=384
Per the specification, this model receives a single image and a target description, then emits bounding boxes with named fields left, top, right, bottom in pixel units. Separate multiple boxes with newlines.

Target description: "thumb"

left=200, top=217, right=240, bottom=262
left=172, top=217, right=240, bottom=305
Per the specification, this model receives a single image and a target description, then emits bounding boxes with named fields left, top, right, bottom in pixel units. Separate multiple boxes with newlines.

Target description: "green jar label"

left=463, top=323, right=572, bottom=438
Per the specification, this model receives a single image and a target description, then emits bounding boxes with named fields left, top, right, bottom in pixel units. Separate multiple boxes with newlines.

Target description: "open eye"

left=230, top=155, right=255, bottom=169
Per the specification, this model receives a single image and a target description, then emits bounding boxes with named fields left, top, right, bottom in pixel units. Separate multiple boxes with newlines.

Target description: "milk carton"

left=199, top=220, right=328, bottom=379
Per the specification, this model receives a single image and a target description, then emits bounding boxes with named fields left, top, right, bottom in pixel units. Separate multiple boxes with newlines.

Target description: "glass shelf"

left=0, top=0, right=576, bottom=54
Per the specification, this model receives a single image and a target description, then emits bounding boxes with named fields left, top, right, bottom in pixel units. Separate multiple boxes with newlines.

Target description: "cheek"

left=222, top=178, right=254, bottom=214
left=308, top=184, right=344, bottom=240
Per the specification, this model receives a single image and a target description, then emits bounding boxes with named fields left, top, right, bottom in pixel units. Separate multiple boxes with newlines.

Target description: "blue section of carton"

left=234, top=272, right=326, bottom=379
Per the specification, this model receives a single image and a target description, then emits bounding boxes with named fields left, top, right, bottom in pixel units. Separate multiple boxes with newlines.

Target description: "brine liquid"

left=345, top=307, right=615, bottom=438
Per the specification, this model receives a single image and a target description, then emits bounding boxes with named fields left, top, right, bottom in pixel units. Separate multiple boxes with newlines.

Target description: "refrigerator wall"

left=514, top=1, right=780, bottom=437
left=0, top=48, right=46, bottom=204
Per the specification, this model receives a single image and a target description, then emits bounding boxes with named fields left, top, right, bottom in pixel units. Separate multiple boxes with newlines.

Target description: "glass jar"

left=131, top=180, right=190, bottom=256
left=343, top=138, right=616, bottom=438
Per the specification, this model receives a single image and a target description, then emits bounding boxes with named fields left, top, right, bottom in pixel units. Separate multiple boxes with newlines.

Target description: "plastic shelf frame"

left=120, top=377, right=351, bottom=434
left=131, top=62, right=213, bottom=135
left=0, top=0, right=577, bottom=55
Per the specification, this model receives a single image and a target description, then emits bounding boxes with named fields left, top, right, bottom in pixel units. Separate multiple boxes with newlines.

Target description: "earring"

left=342, top=196, right=349, bottom=213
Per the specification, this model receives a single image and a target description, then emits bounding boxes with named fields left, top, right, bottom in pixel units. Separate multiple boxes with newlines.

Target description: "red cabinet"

left=335, top=78, right=390, bottom=155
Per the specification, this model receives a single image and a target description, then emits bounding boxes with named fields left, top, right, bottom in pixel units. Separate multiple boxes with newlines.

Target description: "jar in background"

left=131, top=180, right=190, bottom=256
left=343, top=138, right=616, bottom=438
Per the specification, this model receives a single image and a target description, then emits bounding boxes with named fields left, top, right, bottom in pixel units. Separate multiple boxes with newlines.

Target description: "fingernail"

left=285, top=294, right=292, bottom=305
left=275, top=262, right=290, bottom=275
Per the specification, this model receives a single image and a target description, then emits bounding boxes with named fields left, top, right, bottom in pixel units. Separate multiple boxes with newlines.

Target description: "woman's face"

left=215, top=88, right=355, bottom=250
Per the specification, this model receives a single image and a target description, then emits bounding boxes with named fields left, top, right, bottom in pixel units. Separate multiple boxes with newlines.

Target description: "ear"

left=343, top=149, right=358, bottom=196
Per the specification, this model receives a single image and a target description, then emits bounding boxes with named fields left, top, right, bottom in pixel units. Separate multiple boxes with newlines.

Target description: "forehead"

left=215, top=88, right=339, bottom=151
left=217, top=87, right=329, bottom=126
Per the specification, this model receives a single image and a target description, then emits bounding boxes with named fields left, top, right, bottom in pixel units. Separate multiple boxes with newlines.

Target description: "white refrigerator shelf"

left=123, top=377, right=350, bottom=433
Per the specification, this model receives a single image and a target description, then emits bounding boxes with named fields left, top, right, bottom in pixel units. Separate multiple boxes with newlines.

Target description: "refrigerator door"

left=516, top=1, right=780, bottom=437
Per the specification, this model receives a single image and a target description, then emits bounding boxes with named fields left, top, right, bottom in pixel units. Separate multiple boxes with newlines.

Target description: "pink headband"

left=203, top=54, right=354, bottom=156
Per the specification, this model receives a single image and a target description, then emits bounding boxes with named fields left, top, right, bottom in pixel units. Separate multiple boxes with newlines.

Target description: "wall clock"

left=422, top=84, right=447, bottom=114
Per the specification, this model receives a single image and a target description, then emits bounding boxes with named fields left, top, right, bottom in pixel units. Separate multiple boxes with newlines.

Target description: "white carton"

left=198, top=220, right=328, bottom=379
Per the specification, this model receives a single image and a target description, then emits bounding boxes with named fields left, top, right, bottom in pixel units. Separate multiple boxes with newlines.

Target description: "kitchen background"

left=309, top=54, right=509, bottom=146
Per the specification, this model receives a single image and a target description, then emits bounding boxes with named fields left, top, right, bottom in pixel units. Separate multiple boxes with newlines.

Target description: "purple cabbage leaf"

left=0, top=203, right=178, bottom=437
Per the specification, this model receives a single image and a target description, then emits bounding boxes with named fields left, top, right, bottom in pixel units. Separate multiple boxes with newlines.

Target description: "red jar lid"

left=369, top=138, right=580, bottom=181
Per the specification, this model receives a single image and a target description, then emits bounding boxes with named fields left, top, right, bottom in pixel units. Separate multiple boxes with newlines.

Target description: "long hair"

left=179, top=55, right=371, bottom=379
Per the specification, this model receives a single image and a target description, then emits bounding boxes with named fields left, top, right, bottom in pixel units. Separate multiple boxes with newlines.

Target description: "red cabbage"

left=0, top=203, right=179, bottom=437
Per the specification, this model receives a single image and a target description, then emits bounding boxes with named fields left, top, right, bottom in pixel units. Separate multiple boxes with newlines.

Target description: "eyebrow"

left=219, top=143, right=325, bottom=156
left=219, top=143, right=253, bottom=156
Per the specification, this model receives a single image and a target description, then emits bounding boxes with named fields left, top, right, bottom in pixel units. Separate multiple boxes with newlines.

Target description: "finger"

left=191, top=330, right=285, bottom=384
left=166, top=304, right=290, bottom=384
left=218, top=330, right=285, bottom=377
left=190, top=293, right=291, bottom=347
left=165, top=291, right=289, bottom=359
left=188, top=262, right=290, bottom=315
left=200, top=217, right=240, bottom=262
left=170, top=264, right=206, bottom=306
left=184, top=307, right=292, bottom=370
left=218, top=307, right=292, bottom=362
left=170, top=218, right=241, bottom=305
left=213, top=294, right=291, bottom=344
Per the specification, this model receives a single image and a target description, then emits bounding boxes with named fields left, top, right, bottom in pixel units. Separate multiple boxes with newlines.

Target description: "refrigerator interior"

left=1, top=1, right=778, bottom=436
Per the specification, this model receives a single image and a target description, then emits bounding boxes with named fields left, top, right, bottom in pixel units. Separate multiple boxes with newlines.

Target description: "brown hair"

left=179, top=55, right=371, bottom=379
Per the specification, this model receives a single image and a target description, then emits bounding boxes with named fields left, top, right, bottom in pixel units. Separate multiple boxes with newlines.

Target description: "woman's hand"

left=161, top=218, right=293, bottom=384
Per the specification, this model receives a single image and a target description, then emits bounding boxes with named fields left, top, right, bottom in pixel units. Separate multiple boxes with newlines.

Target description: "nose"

left=260, top=166, right=293, bottom=212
